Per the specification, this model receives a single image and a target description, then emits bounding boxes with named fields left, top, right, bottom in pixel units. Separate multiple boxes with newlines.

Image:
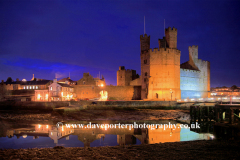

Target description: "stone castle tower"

left=140, top=27, right=181, bottom=100
left=117, top=66, right=138, bottom=86
left=140, top=34, right=150, bottom=99
left=180, top=45, right=210, bottom=99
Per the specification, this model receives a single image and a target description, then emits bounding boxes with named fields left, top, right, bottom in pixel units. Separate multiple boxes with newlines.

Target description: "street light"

left=170, top=89, right=173, bottom=101
left=221, top=93, right=223, bottom=104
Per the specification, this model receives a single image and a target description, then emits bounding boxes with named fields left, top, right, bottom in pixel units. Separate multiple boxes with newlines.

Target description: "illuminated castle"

left=117, top=27, right=210, bottom=100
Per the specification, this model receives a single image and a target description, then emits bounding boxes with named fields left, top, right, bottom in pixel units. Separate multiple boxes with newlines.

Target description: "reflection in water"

left=1, top=122, right=214, bottom=149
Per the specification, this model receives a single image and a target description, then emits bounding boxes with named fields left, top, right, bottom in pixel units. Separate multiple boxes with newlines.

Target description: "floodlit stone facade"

left=118, top=27, right=210, bottom=100
left=117, top=66, right=139, bottom=86
left=74, top=72, right=141, bottom=100
left=140, top=27, right=181, bottom=100
left=180, top=45, right=210, bottom=99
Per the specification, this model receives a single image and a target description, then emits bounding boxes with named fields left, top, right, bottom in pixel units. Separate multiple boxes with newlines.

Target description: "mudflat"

left=0, top=140, right=239, bottom=160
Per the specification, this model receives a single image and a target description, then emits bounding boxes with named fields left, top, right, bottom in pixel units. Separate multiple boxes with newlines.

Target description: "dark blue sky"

left=1, top=0, right=240, bottom=87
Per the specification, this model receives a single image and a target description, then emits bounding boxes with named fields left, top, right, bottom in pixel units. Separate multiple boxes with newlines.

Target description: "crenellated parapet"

left=140, top=34, right=150, bottom=54
left=149, top=47, right=181, bottom=55
left=117, top=66, right=139, bottom=86
left=189, top=45, right=198, bottom=61
left=165, top=27, right=177, bottom=49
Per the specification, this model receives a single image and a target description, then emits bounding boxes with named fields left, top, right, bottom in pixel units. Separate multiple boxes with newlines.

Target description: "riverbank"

left=0, top=109, right=190, bottom=121
left=0, top=140, right=239, bottom=159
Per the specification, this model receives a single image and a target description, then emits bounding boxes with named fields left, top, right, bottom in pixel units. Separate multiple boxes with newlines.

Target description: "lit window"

left=36, top=86, right=38, bottom=89
left=27, top=86, right=29, bottom=89
left=50, top=87, right=52, bottom=91
left=23, top=86, right=25, bottom=89
left=33, top=86, right=35, bottom=89
left=30, top=86, right=32, bottom=89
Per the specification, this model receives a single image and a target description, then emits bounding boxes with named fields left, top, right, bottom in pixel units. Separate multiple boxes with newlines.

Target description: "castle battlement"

left=189, top=45, right=198, bottom=49
left=150, top=48, right=160, bottom=52
left=181, top=68, right=200, bottom=73
left=165, top=27, right=177, bottom=32
left=149, top=48, right=181, bottom=54
left=140, top=34, right=150, bottom=39
left=126, top=69, right=133, bottom=72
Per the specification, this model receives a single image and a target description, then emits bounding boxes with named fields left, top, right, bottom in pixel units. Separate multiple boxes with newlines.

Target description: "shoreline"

left=0, top=109, right=190, bottom=122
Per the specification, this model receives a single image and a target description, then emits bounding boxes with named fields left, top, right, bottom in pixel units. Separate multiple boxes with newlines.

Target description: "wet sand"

left=0, top=109, right=190, bottom=121
left=0, top=140, right=239, bottom=159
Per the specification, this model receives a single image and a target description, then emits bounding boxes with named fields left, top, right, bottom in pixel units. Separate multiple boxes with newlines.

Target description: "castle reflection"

left=3, top=123, right=214, bottom=147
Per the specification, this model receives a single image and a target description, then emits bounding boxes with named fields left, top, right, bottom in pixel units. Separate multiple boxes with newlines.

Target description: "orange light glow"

left=99, top=90, right=108, bottom=101
left=37, top=94, right=41, bottom=100
left=101, top=84, right=104, bottom=87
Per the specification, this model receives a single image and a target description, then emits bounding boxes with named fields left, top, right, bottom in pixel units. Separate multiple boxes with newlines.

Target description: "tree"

left=6, top=77, right=13, bottom=83
left=231, top=85, right=238, bottom=91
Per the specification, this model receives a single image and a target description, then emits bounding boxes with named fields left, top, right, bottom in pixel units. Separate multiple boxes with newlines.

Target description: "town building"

left=0, top=77, right=52, bottom=101
left=35, top=79, right=74, bottom=101
left=210, top=86, right=240, bottom=97
left=58, top=77, right=77, bottom=85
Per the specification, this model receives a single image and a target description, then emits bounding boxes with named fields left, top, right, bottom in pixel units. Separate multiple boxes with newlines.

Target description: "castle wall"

left=148, top=48, right=181, bottom=100
left=180, top=45, right=210, bottom=99
left=180, top=69, right=207, bottom=99
left=130, top=77, right=141, bottom=86
left=74, top=85, right=141, bottom=100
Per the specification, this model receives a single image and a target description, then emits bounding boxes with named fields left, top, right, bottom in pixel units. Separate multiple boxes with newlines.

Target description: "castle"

left=1, top=27, right=210, bottom=101
left=117, top=27, right=210, bottom=100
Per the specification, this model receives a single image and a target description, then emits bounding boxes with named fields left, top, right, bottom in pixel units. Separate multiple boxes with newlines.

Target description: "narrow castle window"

left=145, top=72, right=147, bottom=76
left=144, top=60, right=147, bottom=64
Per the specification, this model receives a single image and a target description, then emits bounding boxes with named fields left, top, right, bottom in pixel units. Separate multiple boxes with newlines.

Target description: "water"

left=0, top=120, right=214, bottom=149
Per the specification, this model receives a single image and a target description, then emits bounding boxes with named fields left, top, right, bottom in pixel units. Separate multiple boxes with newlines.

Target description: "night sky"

left=1, top=0, right=240, bottom=87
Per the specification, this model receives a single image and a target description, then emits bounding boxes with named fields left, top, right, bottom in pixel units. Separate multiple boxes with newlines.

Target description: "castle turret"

left=140, top=34, right=151, bottom=99
left=188, top=45, right=199, bottom=70
left=117, top=66, right=138, bottom=86
left=188, top=45, right=198, bottom=61
left=140, top=34, right=150, bottom=54
left=165, top=27, right=177, bottom=49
